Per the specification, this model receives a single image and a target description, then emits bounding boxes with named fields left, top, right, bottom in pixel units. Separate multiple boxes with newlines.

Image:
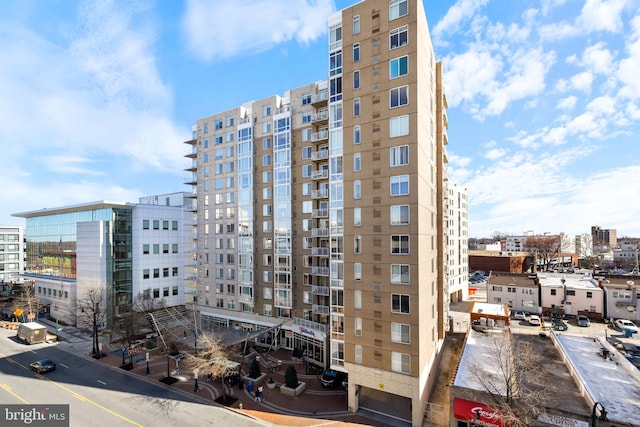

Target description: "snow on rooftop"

left=538, top=273, right=601, bottom=290
left=555, top=334, right=640, bottom=425
left=472, top=302, right=508, bottom=317
left=453, top=329, right=508, bottom=395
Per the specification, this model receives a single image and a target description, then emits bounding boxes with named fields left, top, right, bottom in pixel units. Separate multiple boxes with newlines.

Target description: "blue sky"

left=1, top=0, right=639, bottom=239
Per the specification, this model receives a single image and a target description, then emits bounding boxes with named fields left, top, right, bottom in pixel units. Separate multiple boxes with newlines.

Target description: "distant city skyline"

left=1, top=0, right=639, bottom=238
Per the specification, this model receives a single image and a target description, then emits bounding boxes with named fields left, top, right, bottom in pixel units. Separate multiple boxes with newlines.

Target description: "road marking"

left=97, top=380, right=107, bottom=385
left=59, top=363, right=69, bottom=369
left=0, top=384, right=29, bottom=404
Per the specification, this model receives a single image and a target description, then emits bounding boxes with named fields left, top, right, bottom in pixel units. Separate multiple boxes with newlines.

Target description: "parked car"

left=529, top=315, right=541, bottom=326
left=30, top=359, right=56, bottom=374
left=513, top=311, right=527, bottom=321
left=615, top=319, right=639, bottom=333
left=576, top=315, right=591, bottom=327
left=552, top=319, right=568, bottom=331
left=319, top=369, right=346, bottom=388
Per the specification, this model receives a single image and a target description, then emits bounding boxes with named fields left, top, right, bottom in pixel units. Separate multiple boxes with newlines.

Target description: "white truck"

left=16, top=322, right=48, bottom=344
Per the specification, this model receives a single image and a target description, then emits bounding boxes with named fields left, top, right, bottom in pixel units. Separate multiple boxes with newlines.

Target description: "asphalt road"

left=0, top=328, right=267, bottom=427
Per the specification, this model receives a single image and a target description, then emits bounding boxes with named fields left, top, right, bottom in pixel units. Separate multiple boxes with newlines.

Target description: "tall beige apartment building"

left=184, top=1, right=460, bottom=424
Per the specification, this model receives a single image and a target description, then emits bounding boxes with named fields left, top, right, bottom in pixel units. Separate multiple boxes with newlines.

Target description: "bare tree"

left=181, top=333, right=237, bottom=401
left=469, top=332, right=553, bottom=426
left=526, top=235, right=562, bottom=271
left=77, top=288, right=107, bottom=358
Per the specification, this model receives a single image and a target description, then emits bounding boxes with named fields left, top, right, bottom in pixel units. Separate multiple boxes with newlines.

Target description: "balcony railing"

left=312, top=208, right=328, bottom=218
left=312, top=189, right=329, bottom=199
left=312, top=110, right=329, bottom=123
left=312, top=304, right=330, bottom=314
left=311, top=90, right=329, bottom=105
left=312, top=228, right=329, bottom=237
left=312, top=266, right=330, bottom=276
left=311, top=130, right=329, bottom=142
left=312, top=285, right=330, bottom=296
left=312, top=247, right=329, bottom=257
left=311, top=150, right=329, bottom=161
left=312, top=170, right=329, bottom=180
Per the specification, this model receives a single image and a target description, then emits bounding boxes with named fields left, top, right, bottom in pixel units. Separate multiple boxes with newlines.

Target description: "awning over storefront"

left=453, top=398, right=504, bottom=426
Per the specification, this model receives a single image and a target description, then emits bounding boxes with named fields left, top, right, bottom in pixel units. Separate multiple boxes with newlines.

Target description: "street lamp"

left=591, top=402, right=608, bottom=427
left=89, top=290, right=100, bottom=359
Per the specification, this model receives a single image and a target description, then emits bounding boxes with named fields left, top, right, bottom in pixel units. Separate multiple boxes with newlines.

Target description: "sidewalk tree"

left=118, top=293, right=166, bottom=364
left=249, top=358, right=261, bottom=379
left=181, top=333, right=236, bottom=401
left=526, top=235, right=562, bottom=271
left=77, top=288, right=106, bottom=359
left=284, top=365, right=299, bottom=388
left=468, top=332, right=554, bottom=426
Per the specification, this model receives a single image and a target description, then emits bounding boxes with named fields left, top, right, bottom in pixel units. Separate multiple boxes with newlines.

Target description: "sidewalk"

left=39, top=318, right=376, bottom=426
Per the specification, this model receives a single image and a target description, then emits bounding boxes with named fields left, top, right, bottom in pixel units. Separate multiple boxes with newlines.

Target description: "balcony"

left=311, top=150, right=329, bottom=161
left=311, top=130, right=329, bottom=142
left=311, top=170, right=329, bottom=180
left=311, top=90, right=329, bottom=106
left=312, top=285, right=330, bottom=296
left=239, top=294, right=254, bottom=304
left=312, top=266, right=330, bottom=276
left=312, top=228, right=329, bottom=238
left=312, top=208, right=328, bottom=218
left=312, top=304, right=330, bottom=315
left=312, top=247, right=329, bottom=257
left=311, top=188, right=328, bottom=199
left=312, top=110, right=329, bottom=125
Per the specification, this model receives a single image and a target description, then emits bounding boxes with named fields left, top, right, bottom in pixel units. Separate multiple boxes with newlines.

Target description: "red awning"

left=453, top=398, right=504, bottom=426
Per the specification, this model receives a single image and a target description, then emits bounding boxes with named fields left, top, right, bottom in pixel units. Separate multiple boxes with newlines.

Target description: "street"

left=0, top=327, right=267, bottom=427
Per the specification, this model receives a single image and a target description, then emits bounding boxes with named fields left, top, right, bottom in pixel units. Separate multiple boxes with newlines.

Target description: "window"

left=215, top=119, right=222, bottom=130
left=262, top=138, right=271, bottom=150
left=153, top=244, right=160, bottom=254
left=302, top=146, right=312, bottom=159
left=354, top=263, right=362, bottom=280
left=262, top=122, right=271, bottom=134
left=302, top=164, right=312, bottom=177
left=172, top=267, right=178, bottom=277
left=389, top=0, right=408, bottom=20
left=262, top=154, right=271, bottom=166
left=353, top=70, right=360, bottom=89
left=153, top=268, right=160, bottom=278
left=551, top=289, right=557, bottom=296
left=353, top=43, right=360, bottom=62
left=391, top=323, right=410, bottom=344
left=389, top=115, right=409, bottom=139
left=391, top=235, right=409, bottom=254
left=263, top=187, right=272, bottom=200
left=143, top=219, right=149, bottom=229
left=302, top=201, right=312, bottom=214
left=354, top=180, right=361, bottom=199
left=353, top=98, right=360, bottom=117
left=302, top=93, right=311, bottom=105
left=302, top=182, right=311, bottom=195
left=226, top=131, right=234, bottom=142
left=354, top=235, right=362, bottom=253
left=587, top=291, right=593, bottom=298
left=391, top=175, right=409, bottom=195
left=391, top=205, right=409, bottom=225
left=172, top=221, right=178, bottom=230
left=355, top=317, right=362, bottom=336
left=390, top=25, right=408, bottom=49
left=226, top=117, right=234, bottom=127
left=302, top=112, right=312, bottom=123
left=143, top=244, right=149, bottom=255
left=153, top=220, right=159, bottom=230
left=353, top=15, right=360, bottom=34
left=391, top=352, right=410, bottom=374
left=391, top=264, right=410, bottom=284
left=163, top=268, right=169, bottom=278
left=354, top=153, right=361, bottom=172
left=143, top=269, right=150, bottom=279
left=163, top=244, right=169, bottom=254
left=390, top=85, right=408, bottom=107
left=354, top=208, right=361, bottom=227
left=215, top=135, right=223, bottom=145
left=392, top=294, right=410, bottom=313
left=263, top=204, right=272, bottom=216
left=262, top=105, right=271, bottom=116
left=390, top=145, right=409, bottom=166
left=390, top=56, right=408, bottom=78
left=263, top=171, right=272, bottom=183
left=354, top=290, right=362, bottom=309
left=353, top=125, right=361, bottom=144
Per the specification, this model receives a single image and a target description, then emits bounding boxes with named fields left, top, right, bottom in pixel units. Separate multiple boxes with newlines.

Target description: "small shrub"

left=249, top=358, right=262, bottom=379
left=284, top=365, right=299, bottom=388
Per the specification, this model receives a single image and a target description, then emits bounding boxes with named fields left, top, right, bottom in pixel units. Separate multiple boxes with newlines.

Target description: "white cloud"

left=580, top=42, right=616, bottom=74
left=181, top=0, right=335, bottom=62
left=557, top=95, right=578, bottom=110
left=485, top=148, right=507, bottom=160
left=617, top=16, right=640, bottom=99
left=569, top=71, right=594, bottom=92
left=432, top=0, right=489, bottom=43
left=577, top=0, right=627, bottom=33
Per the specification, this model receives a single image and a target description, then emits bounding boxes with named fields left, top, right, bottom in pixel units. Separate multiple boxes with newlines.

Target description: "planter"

left=280, top=381, right=306, bottom=397
left=266, top=380, right=277, bottom=389
left=243, top=373, right=267, bottom=387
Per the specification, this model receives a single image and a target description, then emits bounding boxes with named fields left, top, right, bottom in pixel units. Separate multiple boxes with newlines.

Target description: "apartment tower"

left=185, top=1, right=450, bottom=424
